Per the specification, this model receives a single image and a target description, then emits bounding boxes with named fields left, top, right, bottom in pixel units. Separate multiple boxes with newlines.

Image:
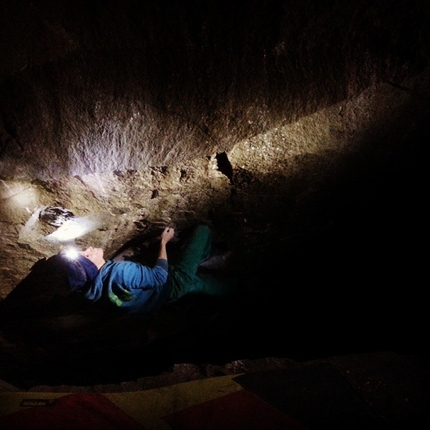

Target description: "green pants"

left=167, top=225, right=236, bottom=302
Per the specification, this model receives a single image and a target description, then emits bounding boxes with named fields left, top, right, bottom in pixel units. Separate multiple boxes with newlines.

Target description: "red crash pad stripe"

left=163, top=389, right=308, bottom=430
left=0, top=393, right=146, bottom=430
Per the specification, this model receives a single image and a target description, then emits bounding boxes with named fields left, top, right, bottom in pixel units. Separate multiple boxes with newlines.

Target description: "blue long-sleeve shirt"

left=84, top=259, right=170, bottom=314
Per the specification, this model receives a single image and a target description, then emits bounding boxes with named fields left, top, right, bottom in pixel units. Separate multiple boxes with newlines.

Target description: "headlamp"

left=63, top=247, right=80, bottom=260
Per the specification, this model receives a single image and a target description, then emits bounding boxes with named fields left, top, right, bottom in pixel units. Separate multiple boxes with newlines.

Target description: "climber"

left=60, top=224, right=236, bottom=315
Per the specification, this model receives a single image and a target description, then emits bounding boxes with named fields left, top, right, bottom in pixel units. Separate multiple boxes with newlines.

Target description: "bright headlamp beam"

left=46, top=216, right=99, bottom=242
left=63, top=247, right=80, bottom=260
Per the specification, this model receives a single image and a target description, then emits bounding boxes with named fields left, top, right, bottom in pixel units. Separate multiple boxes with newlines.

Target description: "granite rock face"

left=1, top=0, right=428, bottom=297
left=0, top=1, right=428, bottom=387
